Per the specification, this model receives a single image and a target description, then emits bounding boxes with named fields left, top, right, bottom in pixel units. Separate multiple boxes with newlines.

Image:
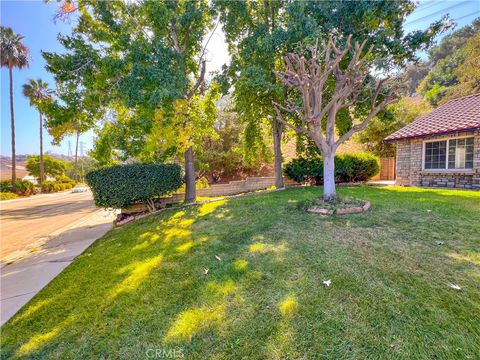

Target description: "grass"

left=297, top=194, right=366, bottom=211
left=1, top=186, right=479, bottom=359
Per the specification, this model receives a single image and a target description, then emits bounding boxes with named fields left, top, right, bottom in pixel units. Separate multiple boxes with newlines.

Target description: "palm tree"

left=1, top=26, right=29, bottom=192
left=22, top=79, right=54, bottom=185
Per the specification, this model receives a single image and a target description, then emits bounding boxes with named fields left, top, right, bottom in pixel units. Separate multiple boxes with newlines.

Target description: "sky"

left=1, top=0, right=479, bottom=157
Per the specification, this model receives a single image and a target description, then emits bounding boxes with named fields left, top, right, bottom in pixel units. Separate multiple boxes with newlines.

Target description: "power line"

left=454, top=11, right=480, bottom=22
left=405, top=1, right=471, bottom=26
left=414, top=0, right=447, bottom=14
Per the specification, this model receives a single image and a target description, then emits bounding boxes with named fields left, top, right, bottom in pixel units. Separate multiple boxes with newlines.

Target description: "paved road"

left=0, top=191, right=99, bottom=260
left=0, top=191, right=116, bottom=325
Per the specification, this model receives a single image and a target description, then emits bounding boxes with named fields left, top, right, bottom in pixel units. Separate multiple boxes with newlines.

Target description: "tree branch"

left=186, top=60, right=206, bottom=100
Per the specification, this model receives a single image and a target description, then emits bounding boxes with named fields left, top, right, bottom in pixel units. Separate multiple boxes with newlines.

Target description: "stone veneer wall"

left=395, top=130, right=480, bottom=189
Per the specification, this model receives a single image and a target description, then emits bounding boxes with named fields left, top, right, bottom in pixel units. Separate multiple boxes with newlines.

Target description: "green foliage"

left=418, top=19, right=480, bottom=106
left=284, top=157, right=324, bottom=184
left=22, top=78, right=54, bottom=110
left=0, top=26, right=29, bottom=69
left=215, top=0, right=447, bottom=157
left=45, top=0, right=215, bottom=164
left=442, top=33, right=480, bottom=102
left=86, top=163, right=183, bottom=209
left=0, top=179, right=35, bottom=196
left=0, top=179, right=13, bottom=193
left=357, top=98, right=432, bottom=157
left=195, top=106, right=270, bottom=182
left=0, top=192, right=18, bottom=201
left=284, top=153, right=379, bottom=184
left=335, top=153, right=379, bottom=183
left=41, top=181, right=73, bottom=193
left=25, top=155, right=67, bottom=179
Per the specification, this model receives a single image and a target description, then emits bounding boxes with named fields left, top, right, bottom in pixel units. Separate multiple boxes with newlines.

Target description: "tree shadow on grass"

left=1, top=194, right=303, bottom=359
left=2, top=187, right=479, bottom=359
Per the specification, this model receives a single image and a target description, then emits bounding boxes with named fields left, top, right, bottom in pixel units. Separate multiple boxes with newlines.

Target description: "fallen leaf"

left=203, top=268, right=209, bottom=275
left=323, top=279, right=331, bottom=287
left=215, top=255, right=222, bottom=261
left=435, top=241, right=444, bottom=245
left=426, top=209, right=432, bottom=213
left=448, top=282, right=461, bottom=290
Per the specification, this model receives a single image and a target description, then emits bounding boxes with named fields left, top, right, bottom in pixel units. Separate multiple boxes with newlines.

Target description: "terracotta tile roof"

left=385, top=92, right=480, bottom=141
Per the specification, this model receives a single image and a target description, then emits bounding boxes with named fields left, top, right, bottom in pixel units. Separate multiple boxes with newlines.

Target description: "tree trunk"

left=323, top=151, right=336, bottom=202
left=273, top=117, right=284, bottom=189
left=184, top=146, right=196, bottom=204
left=9, top=66, right=17, bottom=192
left=39, top=112, right=45, bottom=185
left=74, top=129, right=80, bottom=181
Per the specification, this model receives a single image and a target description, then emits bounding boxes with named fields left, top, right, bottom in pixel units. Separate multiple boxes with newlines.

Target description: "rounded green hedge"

left=86, top=163, right=183, bottom=209
left=284, top=153, right=379, bottom=184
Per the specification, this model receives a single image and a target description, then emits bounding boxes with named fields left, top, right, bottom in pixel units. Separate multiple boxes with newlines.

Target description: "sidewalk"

left=0, top=209, right=115, bottom=325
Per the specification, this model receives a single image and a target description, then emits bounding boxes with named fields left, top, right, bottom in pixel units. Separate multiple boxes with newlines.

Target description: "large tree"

left=44, top=0, right=215, bottom=203
left=418, top=18, right=479, bottom=106
left=25, top=154, right=66, bottom=179
left=215, top=0, right=447, bottom=190
left=1, top=26, right=29, bottom=192
left=22, top=78, right=54, bottom=185
left=275, top=35, right=400, bottom=201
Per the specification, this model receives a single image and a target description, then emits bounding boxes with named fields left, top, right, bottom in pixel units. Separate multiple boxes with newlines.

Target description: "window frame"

left=422, top=135, right=474, bottom=171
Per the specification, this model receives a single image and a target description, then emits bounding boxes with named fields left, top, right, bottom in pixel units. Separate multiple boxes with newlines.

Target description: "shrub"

left=178, top=176, right=210, bottom=192
left=0, top=179, right=13, bottom=193
left=56, top=174, right=76, bottom=187
left=283, top=157, right=323, bottom=184
left=284, top=153, right=379, bottom=184
left=86, top=163, right=183, bottom=209
left=0, top=179, right=34, bottom=196
left=15, top=179, right=35, bottom=196
left=41, top=181, right=56, bottom=193
left=335, top=153, right=380, bottom=183
left=0, top=192, right=18, bottom=201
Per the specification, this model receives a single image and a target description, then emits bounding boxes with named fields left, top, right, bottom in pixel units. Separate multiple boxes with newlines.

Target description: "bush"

left=0, top=179, right=13, bottom=193
left=335, top=153, right=380, bottom=183
left=86, top=163, right=183, bottom=209
left=56, top=174, right=76, bottom=187
left=41, top=181, right=56, bottom=193
left=0, top=179, right=35, bottom=196
left=284, top=153, right=379, bottom=184
left=283, top=157, right=324, bottom=184
left=41, top=181, right=73, bottom=193
left=0, top=192, right=18, bottom=201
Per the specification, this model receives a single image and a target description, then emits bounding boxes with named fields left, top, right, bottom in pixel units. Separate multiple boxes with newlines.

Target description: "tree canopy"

left=215, top=0, right=448, bottom=164
left=44, top=0, right=217, bottom=202
left=417, top=18, right=480, bottom=106
left=26, top=155, right=67, bottom=179
left=356, top=97, right=432, bottom=157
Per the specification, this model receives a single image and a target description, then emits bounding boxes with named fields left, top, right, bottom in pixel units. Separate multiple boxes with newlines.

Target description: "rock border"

left=307, top=201, right=371, bottom=215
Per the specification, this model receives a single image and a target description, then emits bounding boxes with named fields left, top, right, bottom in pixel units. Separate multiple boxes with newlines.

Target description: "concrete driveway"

left=0, top=191, right=116, bottom=325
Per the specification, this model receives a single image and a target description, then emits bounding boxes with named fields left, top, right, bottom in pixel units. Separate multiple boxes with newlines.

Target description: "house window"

left=424, top=137, right=474, bottom=170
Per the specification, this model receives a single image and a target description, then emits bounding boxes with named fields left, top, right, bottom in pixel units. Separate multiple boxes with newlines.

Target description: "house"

left=385, top=92, right=480, bottom=189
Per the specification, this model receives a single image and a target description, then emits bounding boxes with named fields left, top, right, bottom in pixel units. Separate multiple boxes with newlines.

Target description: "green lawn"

left=2, top=186, right=480, bottom=359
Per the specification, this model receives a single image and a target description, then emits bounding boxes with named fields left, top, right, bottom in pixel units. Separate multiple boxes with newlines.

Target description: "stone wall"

left=395, top=130, right=480, bottom=189
left=194, top=177, right=299, bottom=197
left=396, top=141, right=411, bottom=186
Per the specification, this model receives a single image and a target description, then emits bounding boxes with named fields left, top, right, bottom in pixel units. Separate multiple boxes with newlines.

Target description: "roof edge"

left=384, top=126, right=480, bottom=142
